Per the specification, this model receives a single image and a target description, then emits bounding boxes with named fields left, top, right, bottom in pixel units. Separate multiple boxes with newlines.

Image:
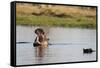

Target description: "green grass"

left=16, top=15, right=96, bottom=29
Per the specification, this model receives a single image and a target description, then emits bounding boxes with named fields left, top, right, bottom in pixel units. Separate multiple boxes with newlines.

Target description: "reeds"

left=16, top=3, right=96, bottom=28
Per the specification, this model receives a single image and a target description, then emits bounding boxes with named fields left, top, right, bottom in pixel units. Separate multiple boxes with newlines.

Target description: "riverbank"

left=16, top=3, right=96, bottom=28
left=16, top=15, right=96, bottom=28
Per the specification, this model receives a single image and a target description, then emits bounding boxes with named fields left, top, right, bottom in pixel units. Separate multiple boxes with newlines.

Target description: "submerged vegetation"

left=16, top=3, right=96, bottom=28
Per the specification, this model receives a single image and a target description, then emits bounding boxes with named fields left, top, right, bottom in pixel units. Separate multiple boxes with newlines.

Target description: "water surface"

left=16, top=25, right=96, bottom=65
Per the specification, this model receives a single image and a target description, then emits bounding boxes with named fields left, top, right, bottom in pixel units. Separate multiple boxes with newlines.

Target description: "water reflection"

left=35, top=46, right=46, bottom=57
left=16, top=26, right=96, bottom=65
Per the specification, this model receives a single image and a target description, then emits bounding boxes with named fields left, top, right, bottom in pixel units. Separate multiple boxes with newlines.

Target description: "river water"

left=16, top=25, right=96, bottom=65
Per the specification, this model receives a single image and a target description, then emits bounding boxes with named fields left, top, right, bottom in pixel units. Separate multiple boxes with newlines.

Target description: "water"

left=16, top=25, right=96, bottom=65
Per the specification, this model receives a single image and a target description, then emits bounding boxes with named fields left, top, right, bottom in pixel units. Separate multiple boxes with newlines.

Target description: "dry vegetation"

left=16, top=3, right=96, bottom=28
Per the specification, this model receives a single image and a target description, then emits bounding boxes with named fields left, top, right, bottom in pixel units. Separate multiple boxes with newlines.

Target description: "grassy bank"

left=16, top=3, right=96, bottom=28
left=16, top=15, right=96, bottom=28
